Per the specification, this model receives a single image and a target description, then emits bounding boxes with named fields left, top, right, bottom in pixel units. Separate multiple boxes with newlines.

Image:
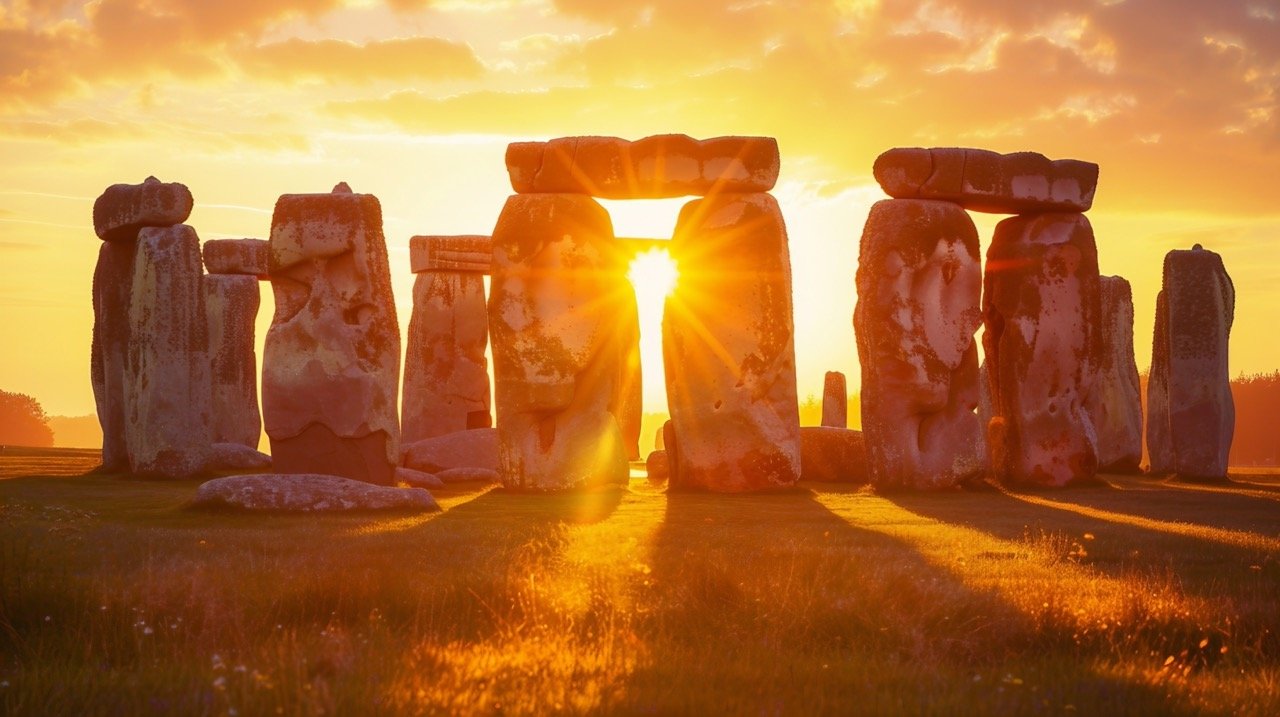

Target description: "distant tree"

left=0, top=389, right=55, bottom=447
left=1230, top=371, right=1280, bottom=467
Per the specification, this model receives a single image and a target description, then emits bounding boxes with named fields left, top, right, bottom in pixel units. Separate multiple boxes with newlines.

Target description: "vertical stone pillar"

left=91, top=177, right=194, bottom=472
left=488, top=193, right=629, bottom=490
left=263, top=184, right=401, bottom=485
left=202, top=238, right=268, bottom=449
left=125, top=224, right=212, bottom=477
left=402, top=235, right=493, bottom=444
left=983, top=213, right=1102, bottom=487
left=1086, top=276, right=1142, bottom=473
left=821, top=371, right=847, bottom=428
left=854, top=199, right=984, bottom=490
left=615, top=284, right=643, bottom=461
left=663, top=193, right=801, bottom=491
left=1147, top=245, right=1235, bottom=480
left=1146, top=291, right=1172, bottom=474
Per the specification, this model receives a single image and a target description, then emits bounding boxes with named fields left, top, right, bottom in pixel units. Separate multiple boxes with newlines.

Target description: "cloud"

left=242, top=37, right=485, bottom=84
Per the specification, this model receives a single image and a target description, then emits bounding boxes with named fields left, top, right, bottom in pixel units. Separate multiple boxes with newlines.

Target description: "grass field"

left=2, top=448, right=1279, bottom=715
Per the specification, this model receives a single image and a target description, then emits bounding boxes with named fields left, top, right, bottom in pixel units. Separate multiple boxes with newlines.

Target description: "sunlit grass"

left=1, top=451, right=1279, bottom=714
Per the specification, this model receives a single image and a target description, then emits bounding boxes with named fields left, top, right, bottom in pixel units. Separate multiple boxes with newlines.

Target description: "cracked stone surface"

left=874, top=147, right=1098, bottom=214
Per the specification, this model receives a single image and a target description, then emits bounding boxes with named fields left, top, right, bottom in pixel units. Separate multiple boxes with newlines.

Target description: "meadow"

left=2, top=448, right=1279, bottom=715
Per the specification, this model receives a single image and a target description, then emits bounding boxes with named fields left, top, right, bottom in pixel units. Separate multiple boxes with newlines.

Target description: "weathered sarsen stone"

left=402, top=428, right=498, bottom=474
left=409, top=234, right=492, bottom=273
left=1148, top=246, right=1235, bottom=480
left=263, top=184, right=401, bottom=485
left=488, top=194, right=630, bottom=490
left=799, top=427, right=868, bottom=483
left=125, top=224, right=212, bottom=478
left=855, top=199, right=985, bottom=490
left=1145, top=290, right=1173, bottom=474
left=984, top=213, right=1102, bottom=487
left=663, top=193, right=801, bottom=491
left=506, top=135, right=780, bottom=198
left=91, top=239, right=138, bottom=471
left=203, top=238, right=269, bottom=277
left=1086, top=276, right=1142, bottom=473
left=93, top=176, right=194, bottom=242
left=615, top=284, right=643, bottom=461
left=402, top=236, right=492, bottom=444
left=193, top=474, right=438, bottom=512
left=822, top=371, right=847, bottom=428
left=205, top=274, right=261, bottom=448
left=874, top=148, right=1098, bottom=214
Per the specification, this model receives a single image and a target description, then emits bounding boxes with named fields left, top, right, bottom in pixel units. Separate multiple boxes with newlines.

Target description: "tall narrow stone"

left=1146, top=291, right=1172, bottom=474
left=125, top=224, right=211, bottom=477
left=984, top=213, right=1102, bottom=487
left=822, top=371, right=847, bottom=428
left=205, top=274, right=261, bottom=448
left=263, top=185, right=401, bottom=485
left=1148, top=246, right=1235, bottom=480
left=488, top=194, right=629, bottom=490
left=1086, top=276, right=1142, bottom=473
left=855, top=199, right=984, bottom=490
left=615, top=284, right=643, bottom=461
left=402, top=236, right=492, bottom=444
left=663, top=193, right=800, bottom=491
left=90, top=240, right=137, bottom=471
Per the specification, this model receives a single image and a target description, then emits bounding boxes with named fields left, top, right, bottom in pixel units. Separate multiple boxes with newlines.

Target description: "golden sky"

left=2, top=0, right=1278, bottom=417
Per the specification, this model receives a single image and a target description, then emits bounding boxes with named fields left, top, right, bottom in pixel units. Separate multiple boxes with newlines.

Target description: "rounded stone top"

left=1192, top=243, right=1204, bottom=251
left=333, top=182, right=353, bottom=194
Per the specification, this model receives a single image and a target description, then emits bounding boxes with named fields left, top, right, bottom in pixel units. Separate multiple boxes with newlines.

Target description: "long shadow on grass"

left=628, top=489, right=1194, bottom=714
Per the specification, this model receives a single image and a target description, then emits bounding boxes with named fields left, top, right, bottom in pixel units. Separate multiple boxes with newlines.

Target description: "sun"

left=627, top=247, right=679, bottom=301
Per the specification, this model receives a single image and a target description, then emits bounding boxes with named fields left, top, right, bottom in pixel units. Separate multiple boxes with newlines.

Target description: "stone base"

left=270, top=425, right=395, bottom=485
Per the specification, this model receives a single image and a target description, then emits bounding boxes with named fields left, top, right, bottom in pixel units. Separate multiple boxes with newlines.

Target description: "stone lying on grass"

left=873, top=147, right=1098, bottom=214
left=437, top=467, right=500, bottom=484
left=396, top=467, right=445, bottom=489
left=93, top=176, right=194, bottom=242
left=205, top=443, right=271, bottom=471
left=402, top=428, right=498, bottom=473
left=193, top=474, right=439, bottom=512
left=645, top=450, right=669, bottom=484
left=799, top=427, right=868, bottom=483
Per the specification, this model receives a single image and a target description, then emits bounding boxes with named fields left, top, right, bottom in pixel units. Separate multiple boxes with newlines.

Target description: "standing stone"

left=984, top=213, right=1102, bottom=487
left=263, top=185, right=401, bottom=485
left=663, top=193, right=800, bottom=491
left=615, top=284, right=643, bottom=461
left=1146, top=290, right=1173, bottom=474
left=91, top=240, right=137, bottom=471
left=822, top=371, right=847, bottom=428
left=205, top=274, right=261, bottom=448
left=1149, top=246, right=1235, bottom=480
left=125, top=224, right=211, bottom=477
left=402, top=237, right=492, bottom=444
left=854, top=199, right=984, bottom=490
left=1086, top=276, right=1142, bottom=473
left=488, top=193, right=629, bottom=490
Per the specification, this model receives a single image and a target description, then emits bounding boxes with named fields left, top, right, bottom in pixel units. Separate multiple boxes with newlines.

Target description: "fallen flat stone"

left=409, top=235, right=493, bottom=273
left=206, top=274, right=261, bottom=448
left=396, top=467, right=445, bottom=489
left=203, top=238, right=269, bottom=277
left=263, top=185, right=401, bottom=485
left=799, top=427, right=868, bottom=483
left=205, top=442, right=272, bottom=471
left=874, top=147, right=1098, bottom=214
left=646, top=450, right=669, bottom=484
left=822, top=371, right=847, bottom=428
left=1085, top=276, right=1143, bottom=473
left=402, top=428, right=498, bottom=474
left=94, top=176, right=194, bottom=242
left=192, top=474, right=439, bottom=512
left=505, top=135, right=779, bottom=198
left=437, top=467, right=501, bottom=484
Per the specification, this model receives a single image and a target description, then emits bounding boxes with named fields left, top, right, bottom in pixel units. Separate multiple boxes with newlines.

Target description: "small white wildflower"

left=234, top=665, right=247, bottom=673
left=143, top=626, right=154, bottom=635
left=44, top=616, right=51, bottom=623
left=213, top=676, right=227, bottom=690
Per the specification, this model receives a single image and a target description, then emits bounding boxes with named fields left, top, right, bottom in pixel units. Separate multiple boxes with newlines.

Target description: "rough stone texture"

left=799, top=427, right=868, bottom=483
left=396, top=467, right=445, bottom=489
left=1148, top=246, right=1235, bottom=480
left=93, top=176, right=194, bottom=242
left=203, top=238, right=269, bottom=277
left=193, top=474, right=439, bottom=512
left=663, top=193, right=801, bottom=492
left=1086, top=276, right=1142, bottom=473
left=206, top=442, right=272, bottom=471
left=1146, top=290, right=1173, bottom=474
left=505, top=135, right=780, bottom=198
left=402, top=428, right=499, bottom=474
left=646, top=450, right=669, bottom=484
left=91, top=240, right=138, bottom=471
left=983, top=213, right=1102, bottom=488
left=854, top=199, right=985, bottom=490
left=125, top=225, right=212, bottom=478
left=489, top=194, right=630, bottom=490
left=874, top=148, right=1098, bottom=214
left=205, top=275, right=261, bottom=448
left=615, top=285, right=643, bottom=461
left=438, top=467, right=501, bottom=484
left=409, top=235, right=493, bottom=273
left=263, top=186, right=401, bottom=485
left=822, top=371, right=847, bottom=428
left=402, top=270, right=492, bottom=443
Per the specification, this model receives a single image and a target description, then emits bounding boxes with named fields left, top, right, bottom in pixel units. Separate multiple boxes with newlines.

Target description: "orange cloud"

left=242, top=37, right=484, bottom=84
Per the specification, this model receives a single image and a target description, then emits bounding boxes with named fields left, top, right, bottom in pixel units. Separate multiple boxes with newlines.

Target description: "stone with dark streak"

left=205, top=274, right=261, bottom=448
left=1086, top=276, right=1142, bottom=473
